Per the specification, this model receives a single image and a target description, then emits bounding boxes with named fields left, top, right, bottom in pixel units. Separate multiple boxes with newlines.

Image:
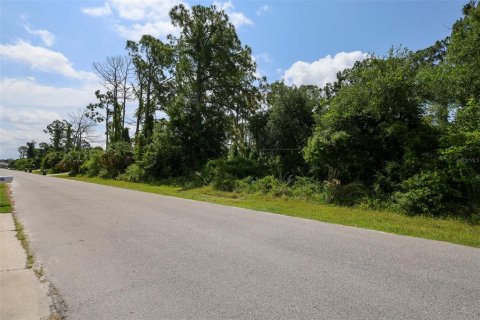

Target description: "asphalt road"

left=3, top=169, right=480, bottom=320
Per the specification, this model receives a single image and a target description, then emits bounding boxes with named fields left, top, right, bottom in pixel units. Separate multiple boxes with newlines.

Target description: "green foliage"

left=13, top=2, right=480, bottom=220
left=446, top=1, right=480, bottom=102
left=100, top=141, right=133, bottom=178
left=394, top=171, right=449, bottom=216
left=211, top=172, right=237, bottom=192
left=291, top=177, right=323, bottom=199
left=305, top=50, right=434, bottom=186
left=167, top=4, right=260, bottom=170
left=323, top=181, right=369, bottom=206
left=79, top=149, right=104, bottom=177
left=58, top=151, right=87, bottom=175
left=117, top=163, right=146, bottom=182
left=253, top=175, right=290, bottom=197
left=140, top=121, right=183, bottom=178
left=41, top=151, right=64, bottom=172
left=44, top=120, right=71, bottom=151
left=0, top=184, right=12, bottom=213
left=205, top=157, right=271, bottom=192
left=26, top=141, right=36, bottom=159
left=204, top=157, right=268, bottom=181
left=250, top=83, right=318, bottom=175
left=11, top=158, right=34, bottom=171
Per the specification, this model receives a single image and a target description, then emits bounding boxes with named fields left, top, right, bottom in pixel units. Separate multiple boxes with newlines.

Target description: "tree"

left=251, top=82, right=318, bottom=175
left=44, top=120, right=67, bottom=151
left=18, top=146, right=28, bottom=159
left=304, top=50, right=436, bottom=186
left=167, top=4, right=261, bottom=170
left=69, top=107, right=98, bottom=151
left=445, top=1, right=480, bottom=103
left=126, top=35, right=174, bottom=145
left=93, top=56, right=132, bottom=143
left=26, top=140, right=36, bottom=159
left=86, top=90, right=114, bottom=148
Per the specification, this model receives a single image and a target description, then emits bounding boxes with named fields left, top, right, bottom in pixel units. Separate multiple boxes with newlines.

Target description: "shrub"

left=117, top=163, right=146, bottom=182
left=140, top=122, right=184, bottom=178
left=101, top=141, right=133, bottom=178
left=41, top=151, right=64, bottom=172
left=394, top=171, right=448, bottom=216
left=236, top=176, right=256, bottom=193
left=254, top=175, right=290, bottom=197
left=291, top=177, right=322, bottom=199
left=204, top=157, right=269, bottom=182
left=58, top=151, right=87, bottom=175
left=212, top=172, right=237, bottom=192
left=323, top=181, right=368, bottom=206
left=11, top=158, right=34, bottom=171
left=79, top=149, right=103, bottom=177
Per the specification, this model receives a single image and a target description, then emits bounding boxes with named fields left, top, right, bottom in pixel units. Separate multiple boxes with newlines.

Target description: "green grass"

left=0, top=183, right=35, bottom=268
left=59, top=175, right=480, bottom=248
left=13, top=217, right=35, bottom=268
left=0, top=184, right=12, bottom=213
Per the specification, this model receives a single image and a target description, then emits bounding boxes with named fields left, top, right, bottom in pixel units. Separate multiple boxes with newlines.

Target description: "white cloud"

left=0, top=105, right=62, bottom=158
left=255, top=52, right=272, bottom=63
left=0, top=78, right=97, bottom=109
left=81, top=0, right=183, bottom=40
left=214, top=1, right=253, bottom=27
left=0, top=124, right=51, bottom=159
left=283, top=51, right=368, bottom=87
left=82, top=2, right=112, bottom=17
left=114, top=20, right=178, bottom=41
left=83, top=1, right=252, bottom=40
left=109, top=0, right=180, bottom=21
left=256, top=4, right=271, bottom=16
left=0, top=78, right=100, bottom=158
left=0, top=40, right=97, bottom=81
left=24, top=26, right=56, bottom=47
left=0, top=106, right=60, bottom=125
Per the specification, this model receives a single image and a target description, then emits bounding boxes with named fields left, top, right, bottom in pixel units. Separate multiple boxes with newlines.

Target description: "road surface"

left=4, top=169, right=480, bottom=319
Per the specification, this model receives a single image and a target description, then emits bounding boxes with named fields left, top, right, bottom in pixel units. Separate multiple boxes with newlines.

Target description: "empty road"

left=4, top=169, right=480, bottom=319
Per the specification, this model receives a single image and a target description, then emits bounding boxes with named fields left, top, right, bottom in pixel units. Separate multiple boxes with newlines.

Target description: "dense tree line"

left=12, top=2, right=480, bottom=219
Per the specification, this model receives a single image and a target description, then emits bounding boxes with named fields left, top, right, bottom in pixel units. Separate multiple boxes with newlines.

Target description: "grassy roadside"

left=0, top=184, right=13, bottom=213
left=0, top=183, right=35, bottom=268
left=2, top=182, right=62, bottom=319
left=13, top=217, right=35, bottom=269
left=59, top=175, right=480, bottom=248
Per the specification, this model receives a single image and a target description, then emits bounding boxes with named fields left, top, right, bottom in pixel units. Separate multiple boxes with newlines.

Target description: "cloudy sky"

left=0, top=0, right=463, bottom=159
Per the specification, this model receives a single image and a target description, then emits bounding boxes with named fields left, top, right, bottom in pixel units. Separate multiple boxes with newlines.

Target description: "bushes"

left=79, top=149, right=103, bottom=177
left=291, top=177, right=323, bottom=199
left=58, top=151, right=86, bottom=175
left=11, top=158, right=34, bottom=171
left=139, top=121, right=184, bottom=178
left=323, top=181, right=369, bottom=206
left=100, top=141, right=134, bottom=178
left=394, top=171, right=448, bottom=216
left=205, top=157, right=271, bottom=192
left=253, top=175, right=289, bottom=196
left=117, top=164, right=146, bottom=182
left=211, top=172, right=237, bottom=192
left=204, top=157, right=269, bottom=181
left=41, top=151, right=64, bottom=172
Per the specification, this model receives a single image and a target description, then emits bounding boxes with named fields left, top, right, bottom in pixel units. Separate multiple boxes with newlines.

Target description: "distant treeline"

left=12, top=2, right=480, bottom=219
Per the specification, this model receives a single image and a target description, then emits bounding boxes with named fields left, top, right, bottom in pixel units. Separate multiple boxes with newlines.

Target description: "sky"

left=0, top=0, right=466, bottom=159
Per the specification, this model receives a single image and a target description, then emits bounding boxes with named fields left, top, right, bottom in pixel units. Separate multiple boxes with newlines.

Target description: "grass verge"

left=59, top=175, right=480, bottom=248
left=13, top=217, right=35, bottom=268
left=0, top=184, right=13, bottom=213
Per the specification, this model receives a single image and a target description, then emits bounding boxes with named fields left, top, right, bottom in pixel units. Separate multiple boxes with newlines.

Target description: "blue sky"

left=0, top=0, right=465, bottom=158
